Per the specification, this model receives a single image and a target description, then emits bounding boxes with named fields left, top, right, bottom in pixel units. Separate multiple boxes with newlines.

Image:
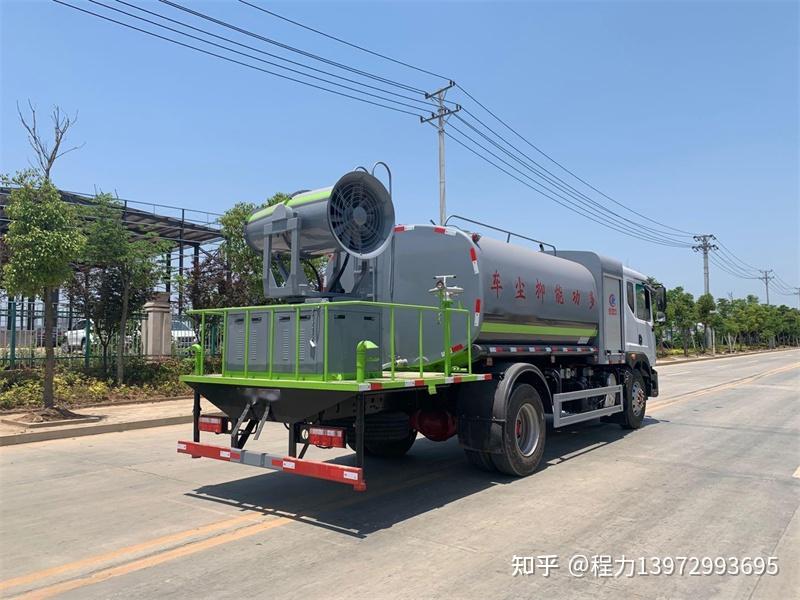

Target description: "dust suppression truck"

left=178, top=166, right=667, bottom=490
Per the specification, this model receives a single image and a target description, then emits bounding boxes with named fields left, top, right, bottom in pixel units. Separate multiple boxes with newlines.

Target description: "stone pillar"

left=142, top=292, right=172, bottom=358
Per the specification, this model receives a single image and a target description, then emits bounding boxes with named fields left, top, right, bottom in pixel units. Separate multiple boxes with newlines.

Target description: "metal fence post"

left=9, top=301, right=16, bottom=369
left=83, top=318, right=91, bottom=369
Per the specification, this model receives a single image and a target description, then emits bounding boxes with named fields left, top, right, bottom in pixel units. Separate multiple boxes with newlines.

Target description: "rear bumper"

left=177, top=440, right=366, bottom=491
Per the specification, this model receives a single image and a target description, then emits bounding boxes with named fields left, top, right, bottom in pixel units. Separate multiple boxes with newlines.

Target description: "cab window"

left=635, top=283, right=651, bottom=321
left=626, top=282, right=635, bottom=313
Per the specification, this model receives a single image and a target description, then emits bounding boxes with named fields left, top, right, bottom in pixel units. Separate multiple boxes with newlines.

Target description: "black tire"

left=464, top=449, right=496, bottom=472
left=491, top=383, right=546, bottom=477
left=364, top=430, right=417, bottom=458
left=619, top=369, right=647, bottom=429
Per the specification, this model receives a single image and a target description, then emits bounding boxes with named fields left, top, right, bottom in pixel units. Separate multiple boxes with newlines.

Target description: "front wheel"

left=491, top=383, right=546, bottom=476
left=619, top=369, right=647, bottom=429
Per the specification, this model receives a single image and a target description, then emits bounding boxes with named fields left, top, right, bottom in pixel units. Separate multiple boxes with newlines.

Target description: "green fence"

left=0, top=300, right=196, bottom=369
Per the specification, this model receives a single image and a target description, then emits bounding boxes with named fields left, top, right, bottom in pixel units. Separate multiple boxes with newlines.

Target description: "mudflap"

left=456, top=379, right=504, bottom=453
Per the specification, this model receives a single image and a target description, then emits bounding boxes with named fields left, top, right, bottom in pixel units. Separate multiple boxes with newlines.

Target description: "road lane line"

left=649, top=362, right=799, bottom=413
left=0, top=513, right=261, bottom=593
left=14, top=517, right=292, bottom=600
left=793, top=466, right=800, bottom=479
left=7, top=459, right=461, bottom=598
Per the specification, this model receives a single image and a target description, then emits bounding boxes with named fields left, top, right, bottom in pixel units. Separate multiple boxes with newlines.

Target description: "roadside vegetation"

left=656, top=287, right=800, bottom=357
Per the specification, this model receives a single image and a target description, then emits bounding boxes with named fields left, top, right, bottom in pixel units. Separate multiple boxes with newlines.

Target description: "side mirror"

left=656, top=311, right=666, bottom=323
left=654, top=285, right=667, bottom=312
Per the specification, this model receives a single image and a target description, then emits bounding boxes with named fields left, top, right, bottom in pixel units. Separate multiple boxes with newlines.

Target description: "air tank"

left=379, top=225, right=600, bottom=367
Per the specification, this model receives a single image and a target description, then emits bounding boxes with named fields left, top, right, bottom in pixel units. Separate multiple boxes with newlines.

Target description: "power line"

left=712, top=249, right=763, bottom=279
left=715, top=238, right=762, bottom=273
left=238, top=0, right=451, bottom=83
left=110, top=0, right=438, bottom=112
left=84, top=0, right=434, bottom=114
left=708, top=254, right=760, bottom=280
left=158, top=0, right=426, bottom=95
left=52, top=0, right=427, bottom=118
left=453, top=112, right=693, bottom=244
left=445, top=127, right=692, bottom=248
left=455, top=88, right=700, bottom=237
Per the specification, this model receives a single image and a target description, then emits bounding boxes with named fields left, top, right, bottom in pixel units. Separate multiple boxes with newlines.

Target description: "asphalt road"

left=1, top=350, right=798, bottom=600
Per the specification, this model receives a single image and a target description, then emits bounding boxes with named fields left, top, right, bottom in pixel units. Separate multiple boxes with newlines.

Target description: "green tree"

left=666, top=287, right=697, bottom=357
left=81, top=194, right=168, bottom=383
left=696, top=293, right=716, bottom=352
left=2, top=171, right=86, bottom=407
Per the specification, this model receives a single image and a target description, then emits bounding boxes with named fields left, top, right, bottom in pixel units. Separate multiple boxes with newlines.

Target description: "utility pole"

left=421, top=80, right=461, bottom=225
left=791, top=288, right=800, bottom=309
left=692, top=234, right=718, bottom=296
left=758, top=269, right=774, bottom=305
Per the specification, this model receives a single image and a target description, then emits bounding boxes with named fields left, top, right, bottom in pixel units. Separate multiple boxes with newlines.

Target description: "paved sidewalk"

left=0, top=398, right=193, bottom=446
left=656, top=346, right=797, bottom=365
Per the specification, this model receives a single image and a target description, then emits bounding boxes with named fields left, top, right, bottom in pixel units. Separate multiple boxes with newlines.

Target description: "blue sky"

left=2, top=0, right=798, bottom=303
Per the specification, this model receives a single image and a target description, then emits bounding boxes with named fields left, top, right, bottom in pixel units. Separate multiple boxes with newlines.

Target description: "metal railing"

left=0, top=301, right=193, bottom=368
left=187, top=300, right=473, bottom=382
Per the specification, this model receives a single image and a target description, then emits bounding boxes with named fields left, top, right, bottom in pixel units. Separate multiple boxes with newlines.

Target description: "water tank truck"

left=178, top=166, right=667, bottom=491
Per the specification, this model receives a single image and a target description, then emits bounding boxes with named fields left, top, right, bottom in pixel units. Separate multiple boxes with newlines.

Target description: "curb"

left=0, top=396, right=193, bottom=417
left=0, top=414, right=192, bottom=447
left=657, top=347, right=798, bottom=367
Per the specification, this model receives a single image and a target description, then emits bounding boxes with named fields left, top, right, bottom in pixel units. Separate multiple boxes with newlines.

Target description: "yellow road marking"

left=648, top=362, right=799, bottom=413
left=15, top=517, right=292, bottom=600
left=5, top=460, right=458, bottom=598
left=0, top=513, right=261, bottom=593
left=793, top=466, right=800, bottom=479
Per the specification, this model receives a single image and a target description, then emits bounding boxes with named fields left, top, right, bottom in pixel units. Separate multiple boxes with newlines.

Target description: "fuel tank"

left=377, top=225, right=600, bottom=367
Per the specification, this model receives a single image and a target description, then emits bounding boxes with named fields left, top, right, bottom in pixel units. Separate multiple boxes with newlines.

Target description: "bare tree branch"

left=17, top=100, right=84, bottom=180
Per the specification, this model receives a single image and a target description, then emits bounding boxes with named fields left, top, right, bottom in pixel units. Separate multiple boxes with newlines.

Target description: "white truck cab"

left=622, top=267, right=657, bottom=367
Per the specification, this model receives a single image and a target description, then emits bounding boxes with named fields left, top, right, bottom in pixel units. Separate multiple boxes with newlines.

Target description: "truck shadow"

left=186, top=416, right=660, bottom=538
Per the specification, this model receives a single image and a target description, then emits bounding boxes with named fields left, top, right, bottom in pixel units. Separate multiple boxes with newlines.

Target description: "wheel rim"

left=514, top=404, right=540, bottom=457
left=631, top=381, right=646, bottom=416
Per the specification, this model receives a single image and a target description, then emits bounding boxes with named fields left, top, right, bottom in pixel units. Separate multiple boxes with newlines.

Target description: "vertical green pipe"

left=9, top=302, right=16, bottom=369
left=418, top=311, right=423, bottom=377
left=244, top=308, right=250, bottom=377
left=268, top=309, right=274, bottom=379
left=221, top=312, right=228, bottom=377
left=389, top=306, right=395, bottom=380
left=199, top=313, right=206, bottom=376
left=294, top=306, right=300, bottom=379
left=323, top=303, right=329, bottom=381
left=443, top=306, right=452, bottom=376
left=210, top=322, right=217, bottom=357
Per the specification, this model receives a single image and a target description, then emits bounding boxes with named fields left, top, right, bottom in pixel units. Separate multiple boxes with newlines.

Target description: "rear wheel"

left=491, top=383, right=546, bottom=476
left=464, top=449, right=496, bottom=471
left=365, top=430, right=417, bottom=458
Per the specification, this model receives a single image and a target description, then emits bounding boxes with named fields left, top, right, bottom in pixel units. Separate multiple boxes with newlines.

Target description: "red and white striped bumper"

left=177, top=440, right=366, bottom=491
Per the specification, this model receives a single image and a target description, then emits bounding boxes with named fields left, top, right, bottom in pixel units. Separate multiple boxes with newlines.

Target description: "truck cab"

left=623, top=267, right=657, bottom=367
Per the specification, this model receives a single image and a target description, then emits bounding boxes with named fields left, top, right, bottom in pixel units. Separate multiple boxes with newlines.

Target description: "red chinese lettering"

left=554, top=285, right=564, bottom=305
left=535, top=279, right=545, bottom=301
left=588, top=291, right=596, bottom=309
left=515, top=277, right=526, bottom=300
left=491, top=271, right=503, bottom=298
left=572, top=290, right=581, bottom=305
